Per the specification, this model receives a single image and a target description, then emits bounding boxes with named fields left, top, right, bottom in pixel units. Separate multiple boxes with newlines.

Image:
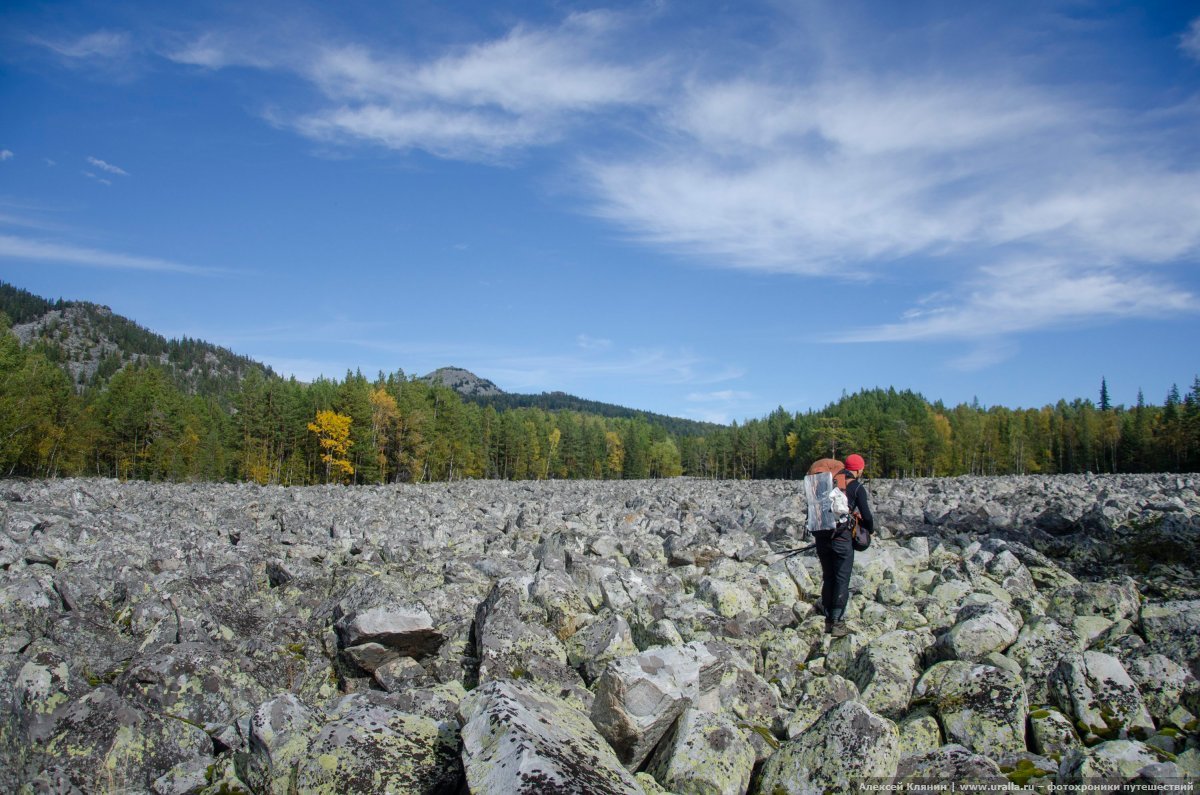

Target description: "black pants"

left=814, top=530, right=854, bottom=621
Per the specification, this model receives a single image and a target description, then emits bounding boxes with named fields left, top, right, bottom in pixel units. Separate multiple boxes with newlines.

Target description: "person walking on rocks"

left=807, top=454, right=875, bottom=637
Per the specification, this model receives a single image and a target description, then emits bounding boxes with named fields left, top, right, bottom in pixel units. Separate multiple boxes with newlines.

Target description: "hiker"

left=811, top=453, right=874, bottom=637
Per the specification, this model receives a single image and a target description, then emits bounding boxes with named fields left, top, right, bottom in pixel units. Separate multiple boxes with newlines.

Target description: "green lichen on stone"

left=737, top=722, right=781, bottom=750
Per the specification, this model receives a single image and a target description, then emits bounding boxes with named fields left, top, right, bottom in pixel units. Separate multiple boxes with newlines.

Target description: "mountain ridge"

left=1, top=281, right=719, bottom=432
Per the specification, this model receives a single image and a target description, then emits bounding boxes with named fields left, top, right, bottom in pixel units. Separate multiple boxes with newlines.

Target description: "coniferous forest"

left=3, top=305, right=1198, bottom=484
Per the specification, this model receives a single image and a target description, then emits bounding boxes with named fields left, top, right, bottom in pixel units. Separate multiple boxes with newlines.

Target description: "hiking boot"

left=828, top=620, right=851, bottom=638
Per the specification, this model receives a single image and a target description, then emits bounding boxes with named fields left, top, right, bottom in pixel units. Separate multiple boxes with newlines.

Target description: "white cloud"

left=37, top=30, right=130, bottom=59
left=0, top=234, right=216, bottom=274
left=576, top=334, right=612, bottom=350
left=834, top=259, right=1199, bottom=343
left=165, top=32, right=275, bottom=70
left=0, top=150, right=12, bottom=161
left=86, top=156, right=128, bottom=176
left=283, top=11, right=659, bottom=160
left=1182, top=17, right=1200, bottom=62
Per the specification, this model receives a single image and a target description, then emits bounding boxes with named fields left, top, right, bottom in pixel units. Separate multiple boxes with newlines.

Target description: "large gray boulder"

left=1004, top=616, right=1080, bottom=706
left=1049, top=651, right=1155, bottom=744
left=240, top=693, right=322, bottom=795
left=757, top=700, right=899, bottom=793
left=912, top=661, right=1027, bottom=757
left=293, top=695, right=461, bottom=794
left=590, top=642, right=724, bottom=770
left=645, top=706, right=756, bottom=795
left=848, top=629, right=929, bottom=719
left=1140, top=599, right=1200, bottom=675
left=893, top=744, right=1006, bottom=788
left=459, top=679, right=642, bottom=795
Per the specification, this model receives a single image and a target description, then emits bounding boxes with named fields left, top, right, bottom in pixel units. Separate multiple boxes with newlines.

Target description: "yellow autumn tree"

left=544, top=427, right=562, bottom=479
left=369, top=388, right=399, bottom=482
left=604, top=431, right=624, bottom=478
left=308, top=409, right=355, bottom=483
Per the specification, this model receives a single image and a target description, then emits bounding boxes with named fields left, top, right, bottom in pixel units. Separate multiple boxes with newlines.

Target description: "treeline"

left=682, top=383, right=1200, bottom=479
left=2, top=317, right=1197, bottom=483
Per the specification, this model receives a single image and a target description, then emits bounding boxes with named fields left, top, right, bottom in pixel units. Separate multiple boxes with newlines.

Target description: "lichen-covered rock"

left=1125, top=653, right=1199, bottom=726
left=757, top=700, right=899, bottom=793
left=912, top=661, right=1027, bottom=757
left=239, top=693, right=321, bottom=795
left=1140, top=599, right=1200, bottom=675
left=1028, top=706, right=1082, bottom=759
left=1057, top=739, right=1163, bottom=784
left=994, top=751, right=1058, bottom=789
left=293, top=695, right=460, bottom=794
left=34, top=686, right=212, bottom=793
left=1049, top=651, right=1155, bottom=744
left=1005, top=616, right=1080, bottom=705
left=784, top=672, right=860, bottom=739
left=645, top=707, right=755, bottom=795
left=850, top=629, right=930, bottom=719
left=893, top=744, right=1005, bottom=787
left=116, top=642, right=270, bottom=736
left=566, top=613, right=639, bottom=684
left=459, top=678, right=641, bottom=795
left=3, top=474, right=1198, bottom=791
left=934, top=603, right=1021, bottom=662
left=1047, top=578, right=1141, bottom=625
left=590, top=642, right=724, bottom=770
left=896, top=706, right=943, bottom=758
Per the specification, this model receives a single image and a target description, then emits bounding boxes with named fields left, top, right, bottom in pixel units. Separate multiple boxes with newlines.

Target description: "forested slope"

left=1, top=282, right=1198, bottom=483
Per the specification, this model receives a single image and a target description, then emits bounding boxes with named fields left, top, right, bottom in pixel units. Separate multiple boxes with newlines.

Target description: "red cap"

left=844, top=454, right=865, bottom=471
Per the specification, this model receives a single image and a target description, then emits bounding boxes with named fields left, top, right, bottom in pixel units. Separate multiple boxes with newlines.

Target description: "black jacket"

left=842, top=471, right=874, bottom=533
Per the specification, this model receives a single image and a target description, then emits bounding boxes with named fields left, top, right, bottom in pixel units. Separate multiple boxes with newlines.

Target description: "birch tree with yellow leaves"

left=308, top=409, right=354, bottom=483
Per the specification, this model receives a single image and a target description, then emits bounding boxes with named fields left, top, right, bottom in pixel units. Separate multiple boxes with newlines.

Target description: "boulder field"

left=1, top=473, right=1198, bottom=793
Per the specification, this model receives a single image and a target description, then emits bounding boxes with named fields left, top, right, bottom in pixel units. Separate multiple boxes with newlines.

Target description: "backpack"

left=804, top=459, right=870, bottom=550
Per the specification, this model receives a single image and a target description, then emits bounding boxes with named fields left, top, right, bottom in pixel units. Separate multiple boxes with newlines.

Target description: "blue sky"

left=2, top=1, right=1199, bottom=424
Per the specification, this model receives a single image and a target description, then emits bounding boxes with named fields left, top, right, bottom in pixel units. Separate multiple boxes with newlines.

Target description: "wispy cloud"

left=834, top=259, right=1199, bottom=343
left=277, top=11, right=660, bottom=161
left=36, top=30, right=131, bottom=60
left=0, top=150, right=12, bottom=161
left=0, top=234, right=217, bottom=275
left=576, top=334, right=612, bottom=350
left=86, top=156, right=128, bottom=176
left=1182, top=17, right=1200, bottom=62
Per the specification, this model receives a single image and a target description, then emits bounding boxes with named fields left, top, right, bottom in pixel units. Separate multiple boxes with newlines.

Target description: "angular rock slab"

left=1057, top=739, right=1164, bottom=784
left=240, top=693, right=322, bottom=795
left=934, top=603, right=1020, bottom=663
left=912, top=661, right=1027, bottom=757
left=294, top=696, right=461, bottom=794
left=1049, top=651, right=1155, bottom=744
left=893, top=744, right=1006, bottom=790
left=1004, top=615, right=1080, bottom=706
left=1141, top=599, right=1200, bottom=676
left=590, top=641, right=724, bottom=770
left=758, top=700, right=899, bottom=794
left=459, top=678, right=642, bottom=795
left=645, top=707, right=755, bottom=795
left=334, top=603, right=445, bottom=660
left=35, top=686, right=211, bottom=793
left=850, top=629, right=927, bottom=720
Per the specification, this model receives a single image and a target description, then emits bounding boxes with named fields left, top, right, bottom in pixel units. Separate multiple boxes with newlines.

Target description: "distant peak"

left=422, top=367, right=505, bottom=397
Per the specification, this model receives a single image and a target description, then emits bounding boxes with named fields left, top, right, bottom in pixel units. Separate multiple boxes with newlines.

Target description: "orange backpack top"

left=807, top=458, right=849, bottom=492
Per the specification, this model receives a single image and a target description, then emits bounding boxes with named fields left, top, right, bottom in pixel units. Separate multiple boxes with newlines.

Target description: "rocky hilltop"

left=2, top=474, right=1199, bottom=793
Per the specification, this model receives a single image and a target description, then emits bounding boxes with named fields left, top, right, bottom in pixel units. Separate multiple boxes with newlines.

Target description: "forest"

left=2, top=314, right=1198, bottom=484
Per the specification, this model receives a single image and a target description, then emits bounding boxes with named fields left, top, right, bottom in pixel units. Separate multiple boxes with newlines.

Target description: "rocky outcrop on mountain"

left=421, top=367, right=505, bottom=397
left=1, top=473, right=1198, bottom=793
